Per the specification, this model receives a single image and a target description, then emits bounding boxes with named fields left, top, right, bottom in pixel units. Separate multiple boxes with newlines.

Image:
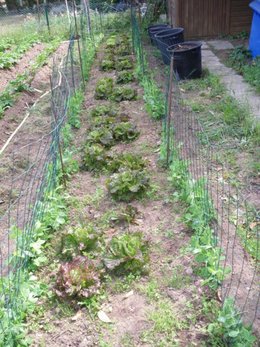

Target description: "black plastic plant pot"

left=148, top=24, right=170, bottom=45
left=167, top=41, right=202, bottom=79
left=155, top=28, right=184, bottom=64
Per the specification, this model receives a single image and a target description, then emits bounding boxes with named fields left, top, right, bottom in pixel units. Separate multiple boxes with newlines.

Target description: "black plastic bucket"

left=167, top=41, right=202, bottom=79
left=155, top=28, right=184, bottom=64
left=148, top=24, right=170, bottom=45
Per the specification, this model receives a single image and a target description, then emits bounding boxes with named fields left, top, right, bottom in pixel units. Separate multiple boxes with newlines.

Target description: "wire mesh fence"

left=131, top=7, right=260, bottom=335
left=0, top=3, right=121, bottom=340
left=0, top=2, right=134, bottom=339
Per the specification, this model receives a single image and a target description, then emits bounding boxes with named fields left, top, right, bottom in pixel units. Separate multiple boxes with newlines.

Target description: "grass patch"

left=227, top=46, right=260, bottom=94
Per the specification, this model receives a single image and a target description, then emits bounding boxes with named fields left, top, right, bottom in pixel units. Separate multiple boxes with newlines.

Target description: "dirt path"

left=0, top=42, right=46, bottom=93
left=29, top=42, right=221, bottom=347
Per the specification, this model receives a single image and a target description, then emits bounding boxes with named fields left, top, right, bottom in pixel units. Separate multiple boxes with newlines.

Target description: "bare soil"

left=0, top=43, right=46, bottom=93
left=0, top=41, right=69, bottom=149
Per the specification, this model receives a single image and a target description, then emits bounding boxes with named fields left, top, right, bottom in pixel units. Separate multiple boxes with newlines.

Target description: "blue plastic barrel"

left=249, top=0, right=260, bottom=57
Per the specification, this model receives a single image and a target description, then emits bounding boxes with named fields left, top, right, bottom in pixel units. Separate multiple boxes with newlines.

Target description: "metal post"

left=44, top=4, right=50, bottom=35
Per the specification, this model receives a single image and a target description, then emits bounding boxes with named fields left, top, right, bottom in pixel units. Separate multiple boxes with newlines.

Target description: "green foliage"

left=61, top=225, right=101, bottom=260
left=83, top=143, right=108, bottom=171
left=0, top=40, right=60, bottom=119
left=95, top=77, right=114, bottom=99
left=191, top=227, right=227, bottom=290
left=55, top=256, right=101, bottom=299
left=111, top=86, right=137, bottom=102
left=243, top=57, right=260, bottom=94
left=0, top=274, right=46, bottom=347
left=106, top=169, right=149, bottom=201
left=208, top=298, right=256, bottom=347
left=116, top=57, right=134, bottom=71
left=228, top=46, right=252, bottom=72
left=67, top=90, right=84, bottom=129
left=115, top=43, right=131, bottom=56
left=116, top=70, right=135, bottom=84
left=141, top=76, right=165, bottom=119
left=103, top=232, right=149, bottom=274
left=112, top=122, right=139, bottom=142
left=86, top=126, right=114, bottom=147
left=0, top=90, right=13, bottom=118
left=90, top=104, right=118, bottom=118
left=107, top=153, right=146, bottom=173
left=108, top=205, right=138, bottom=226
left=58, top=149, right=79, bottom=182
left=169, top=156, right=227, bottom=289
left=228, top=47, right=260, bottom=93
left=100, top=58, right=115, bottom=71
left=0, top=35, right=38, bottom=69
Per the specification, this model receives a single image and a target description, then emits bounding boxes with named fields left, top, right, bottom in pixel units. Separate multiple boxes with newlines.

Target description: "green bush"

left=208, top=298, right=256, bottom=347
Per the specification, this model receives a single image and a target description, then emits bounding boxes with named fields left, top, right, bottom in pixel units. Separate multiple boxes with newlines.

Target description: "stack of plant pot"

left=147, top=24, right=202, bottom=79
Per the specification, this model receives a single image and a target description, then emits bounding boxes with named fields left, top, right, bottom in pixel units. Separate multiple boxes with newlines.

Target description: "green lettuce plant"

left=90, top=104, right=118, bottom=118
left=95, top=77, right=114, bottom=99
left=83, top=143, right=108, bottom=171
left=61, top=225, right=101, bottom=259
left=112, top=121, right=139, bottom=142
left=103, top=232, right=149, bottom=274
left=111, top=86, right=137, bottom=102
left=116, top=70, right=135, bottom=84
left=106, top=168, right=149, bottom=201
left=107, top=153, right=146, bottom=173
left=116, top=57, right=134, bottom=71
left=86, top=127, right=114, bottom=147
